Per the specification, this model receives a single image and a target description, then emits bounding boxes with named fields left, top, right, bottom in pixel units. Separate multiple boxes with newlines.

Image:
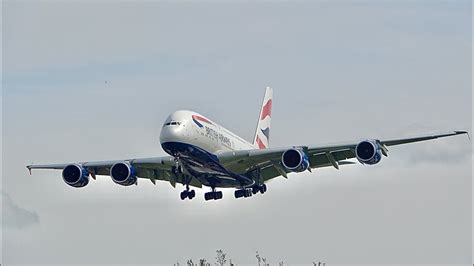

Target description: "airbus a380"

left=27, top=87, right=468, bottom=201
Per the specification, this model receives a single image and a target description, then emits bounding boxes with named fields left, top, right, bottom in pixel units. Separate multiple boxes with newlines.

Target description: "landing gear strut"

left=180, top=189, right=195, bottom=200
left=172, top=156, right=184, bottom=176
left=204, top=187, right=223, bottom=201
left=172, top=165, right=183, bottom=175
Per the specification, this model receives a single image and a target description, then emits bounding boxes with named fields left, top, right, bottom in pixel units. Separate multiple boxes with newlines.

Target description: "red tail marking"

left=256, top=135, right=267, bottom=149
left=260, top=99, right=272, bottom=120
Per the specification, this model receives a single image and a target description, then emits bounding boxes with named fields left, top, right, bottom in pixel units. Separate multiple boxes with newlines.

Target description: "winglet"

left=26, top=165, right=32, bottom=175
left=454, top=130, right=470, bottom=141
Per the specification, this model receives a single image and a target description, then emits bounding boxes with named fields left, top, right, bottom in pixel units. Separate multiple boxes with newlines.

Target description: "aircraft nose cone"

left=159, top=125, right=184, bottom=144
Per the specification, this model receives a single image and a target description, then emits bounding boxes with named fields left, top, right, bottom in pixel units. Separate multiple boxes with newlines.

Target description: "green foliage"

left=255, top=251, right=269, bottom=266
left=174, top=250, right=326, bottom=265
left=199, top=258, right=209, bottom=266
left=215, top=249, right=227, bottom=266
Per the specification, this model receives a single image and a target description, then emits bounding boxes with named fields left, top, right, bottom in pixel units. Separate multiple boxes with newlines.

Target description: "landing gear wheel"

left=204, top=192, right=213, bottom=201
left=180, top=187, right=195, bottom=200
left=259, top=184, right=267, bottom=194
left=214, top=191, right=223, bottom=200
left=235, top=188, right=253, bottom=199
left=204, top=189, right=223, bottom=201
left=252, top=187, right=259, bottom=195
left=180, top=190, right=188, bottom=200
left=234, top=190, right=244, bottom=199
left=244, top=188, right=252, bottom=198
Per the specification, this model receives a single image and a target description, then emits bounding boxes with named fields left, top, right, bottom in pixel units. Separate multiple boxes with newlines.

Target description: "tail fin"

left=253, top=87, right=273, bottom=149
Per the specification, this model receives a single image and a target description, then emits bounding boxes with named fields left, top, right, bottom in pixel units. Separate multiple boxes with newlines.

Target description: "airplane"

left=27, top=87, right=468, bottom=201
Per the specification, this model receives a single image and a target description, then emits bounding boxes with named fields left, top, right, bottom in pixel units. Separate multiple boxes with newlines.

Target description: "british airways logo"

left=256, top=99, right=272, bottom=150
left=192, top=115, right=213, bottom=128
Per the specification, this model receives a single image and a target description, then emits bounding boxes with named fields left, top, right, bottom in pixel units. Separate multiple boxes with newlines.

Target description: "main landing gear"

left=235, top=184, right=267, bottom=199
left=252, top=184, right=267, bottom=194
left=204, top=187, right=223, bottom=201
left=234, top=188, right=252, bottom=199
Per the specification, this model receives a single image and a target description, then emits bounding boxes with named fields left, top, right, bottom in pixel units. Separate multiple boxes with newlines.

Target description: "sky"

left=2, top=1, right=472, bottom=265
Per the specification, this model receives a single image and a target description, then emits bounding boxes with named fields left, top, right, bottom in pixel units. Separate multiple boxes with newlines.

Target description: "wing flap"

left=309, top=149, right=355, bottom=169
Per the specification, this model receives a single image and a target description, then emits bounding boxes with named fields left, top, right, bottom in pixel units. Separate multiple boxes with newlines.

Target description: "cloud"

left=2, top=191, right=40, bottom=229
left=1, top=1, right=470, bottom=264
left=395, top=138, right=471, bottom=165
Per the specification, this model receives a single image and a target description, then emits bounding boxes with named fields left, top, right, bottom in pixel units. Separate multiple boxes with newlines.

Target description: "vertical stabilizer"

left=253, top=87, right=273, bottom=149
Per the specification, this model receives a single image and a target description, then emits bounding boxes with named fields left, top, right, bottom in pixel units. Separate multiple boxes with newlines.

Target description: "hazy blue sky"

left=2, top=1, right=472, bottom=265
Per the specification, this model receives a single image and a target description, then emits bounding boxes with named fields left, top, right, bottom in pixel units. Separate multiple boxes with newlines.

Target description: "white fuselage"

left=159, top=110, right=255, bottom=155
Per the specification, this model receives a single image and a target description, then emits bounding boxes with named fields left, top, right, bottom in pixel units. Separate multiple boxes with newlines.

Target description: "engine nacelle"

left=281, top=148, right=310, bottom=172
left=355, top=140, right=382, bottom=165
left=110, top=162, right=137, bottom=186
left=62, top=164, right=90, bottom=188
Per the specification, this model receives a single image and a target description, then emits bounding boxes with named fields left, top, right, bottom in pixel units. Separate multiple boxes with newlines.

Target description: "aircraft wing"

left=27, top=156, right=203, bottom=188
left=218, top=131, right=468, bottom=182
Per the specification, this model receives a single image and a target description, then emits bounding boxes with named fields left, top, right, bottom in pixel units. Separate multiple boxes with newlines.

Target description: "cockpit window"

left=163, top=121, right=181, bottom=127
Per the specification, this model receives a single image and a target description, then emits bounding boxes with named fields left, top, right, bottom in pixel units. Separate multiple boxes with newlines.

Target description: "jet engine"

left=355, top=140, right=382, bottom=165
left=62, top=164, right=90, bottom=188
left=110, top=162, right=137, bottom=186
left=281, top=148, right=310, bottom=172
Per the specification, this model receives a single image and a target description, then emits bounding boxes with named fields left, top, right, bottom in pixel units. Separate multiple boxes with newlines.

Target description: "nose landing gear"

left=172, top=157, right=184, bottom=176
left=180, top=189, right=195, bottom=200
left=180, top=180, right=195, bottom=200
